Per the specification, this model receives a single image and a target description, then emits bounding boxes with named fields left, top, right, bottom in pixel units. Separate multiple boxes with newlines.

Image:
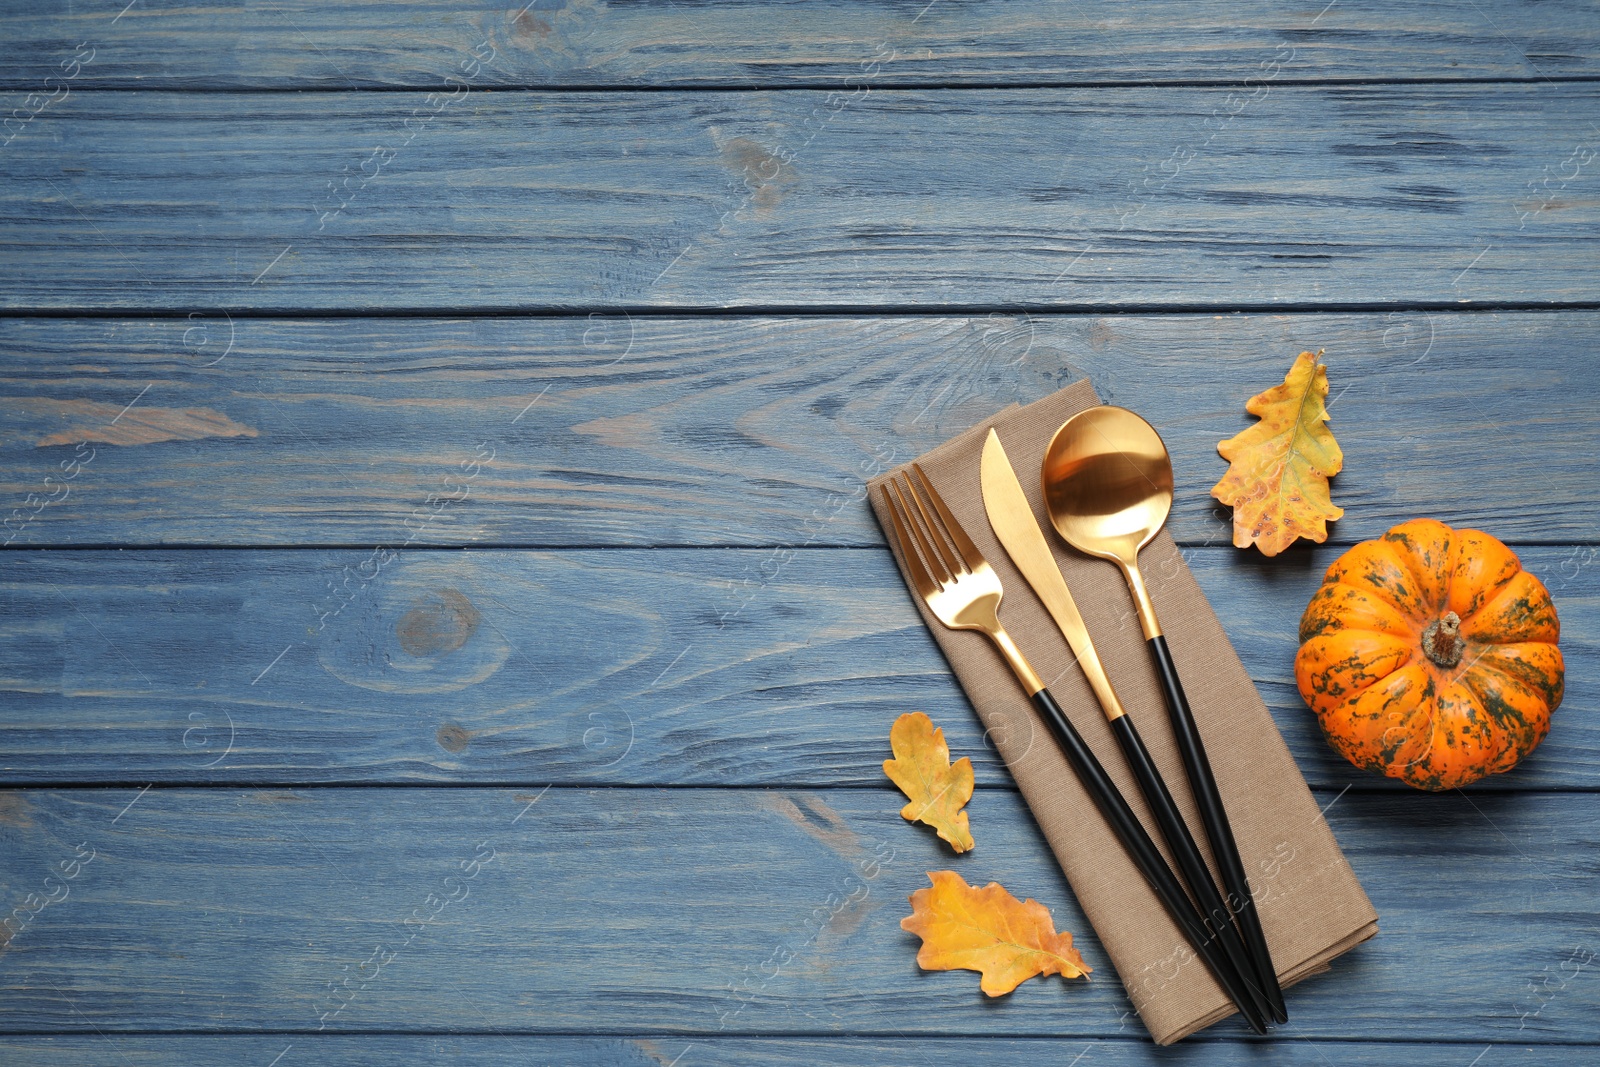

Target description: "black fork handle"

left=1028, top=688, right=1269, bottom=1034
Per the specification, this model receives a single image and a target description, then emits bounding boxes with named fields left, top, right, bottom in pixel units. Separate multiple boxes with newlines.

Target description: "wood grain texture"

left=2, top=546, right=1593, bottom=789
left=2, top=313, right=1597, bottom=547
left=0, top=786, right=1595, bottom=1040
left=3, top=87, right=1597, bottom=311
left=3, top=1, right=1598, bottom=1059
left=0, top=1035, right=1586, bottom=1066
left=1, top=0, right=1597, bottom=89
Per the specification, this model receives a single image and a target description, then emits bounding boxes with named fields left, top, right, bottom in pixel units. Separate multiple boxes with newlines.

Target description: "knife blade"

left=979, top=428, right=1127, bottom=721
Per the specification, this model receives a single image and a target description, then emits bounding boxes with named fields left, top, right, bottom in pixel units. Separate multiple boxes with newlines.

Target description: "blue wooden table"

left=2, top=2, right=1598, bottom=1063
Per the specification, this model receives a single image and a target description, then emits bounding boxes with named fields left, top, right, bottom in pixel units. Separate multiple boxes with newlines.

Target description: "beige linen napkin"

left=868, top=380, right=1377, bottom=1044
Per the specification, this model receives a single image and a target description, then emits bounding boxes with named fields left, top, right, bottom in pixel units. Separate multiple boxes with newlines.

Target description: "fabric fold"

left=867, top=379, right=1376, bottom=1044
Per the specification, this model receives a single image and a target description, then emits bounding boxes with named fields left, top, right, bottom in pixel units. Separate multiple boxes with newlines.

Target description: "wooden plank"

left=2, top=0, right=1597, bottom=89
left=2, top=546, right=1593, bottom=789
left=0, top=1035, right=1584, bottom=1066
left=2, top=86, right=1596, bottom=311
left=0, top=786, right=1595, bottom=1040
left=2, top=313, right=1597, bottom=547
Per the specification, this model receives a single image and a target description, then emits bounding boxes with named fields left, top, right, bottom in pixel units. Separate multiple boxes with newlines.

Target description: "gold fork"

left=876, top=463, right=1270, bottom=1034
left=880, top=463, right=1044, bottom=697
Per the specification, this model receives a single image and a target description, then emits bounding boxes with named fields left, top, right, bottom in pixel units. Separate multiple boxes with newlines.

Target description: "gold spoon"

left=1042, top=405, right=1288, bottom=1024
left=1041, top=405, right=1173, bottom=641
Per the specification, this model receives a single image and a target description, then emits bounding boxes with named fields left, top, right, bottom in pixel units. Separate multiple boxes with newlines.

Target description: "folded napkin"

left=868, top=380, right=1377, bottom=1044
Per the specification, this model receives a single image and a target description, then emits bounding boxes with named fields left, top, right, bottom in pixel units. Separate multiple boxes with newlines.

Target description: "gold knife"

left=979, top=428, right=1127, bottom=721
left=979, top=427, right=1281, bottom=1026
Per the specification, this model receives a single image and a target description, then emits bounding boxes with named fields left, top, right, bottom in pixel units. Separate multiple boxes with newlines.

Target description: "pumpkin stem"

left=1422, top=611, right=1464, bottom=668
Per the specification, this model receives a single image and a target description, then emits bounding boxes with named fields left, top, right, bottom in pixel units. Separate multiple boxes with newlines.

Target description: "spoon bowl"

left=1042, top=405, right=1174, bottom=581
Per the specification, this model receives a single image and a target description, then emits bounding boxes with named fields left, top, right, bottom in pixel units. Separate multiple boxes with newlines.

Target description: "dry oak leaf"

left=1211, top=350, right=1345, bottom=557
left=883, top=712, right=974, bottom=853
left=901, top=871, right=1091, bottom=995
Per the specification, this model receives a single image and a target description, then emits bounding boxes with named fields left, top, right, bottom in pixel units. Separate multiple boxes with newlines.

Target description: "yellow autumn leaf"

left=883, top=712, right=974, bottom=853
left=1211, top=350, right=1345, bottom=556
left=901, top=871, right=1091, bottom=995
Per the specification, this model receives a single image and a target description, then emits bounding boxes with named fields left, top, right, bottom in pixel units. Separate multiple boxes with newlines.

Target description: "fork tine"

left=889, top=476, right=952, bottom=587
left=911, top=463, right=987, bottom=575
left=900, top=468, right=965, bottom=579
left=878, top=482, right=940, bottom=602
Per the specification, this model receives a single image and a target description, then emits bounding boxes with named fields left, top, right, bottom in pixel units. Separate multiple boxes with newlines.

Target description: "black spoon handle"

left=1028, top=688, right=1269, bottom=1034
left=1107, top=711, right=1277, bottom=1026
left=1148, top=633, right=1288, bottom=1022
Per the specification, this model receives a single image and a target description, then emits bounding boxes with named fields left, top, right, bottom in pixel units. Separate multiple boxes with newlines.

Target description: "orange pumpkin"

left=1296, top=518, right=1563, bottom=791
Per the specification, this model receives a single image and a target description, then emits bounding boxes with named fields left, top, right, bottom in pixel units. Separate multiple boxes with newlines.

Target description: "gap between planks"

left=8, top=301, right=1600, bottom=320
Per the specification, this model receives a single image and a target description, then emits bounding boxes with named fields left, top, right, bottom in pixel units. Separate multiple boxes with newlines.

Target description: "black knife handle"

left=1106, top=712, right=1276, bottom=1026
left=1028, top=688, right=1268, bottom=1034
left=1148, top=634, right=1288, bottom=1022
